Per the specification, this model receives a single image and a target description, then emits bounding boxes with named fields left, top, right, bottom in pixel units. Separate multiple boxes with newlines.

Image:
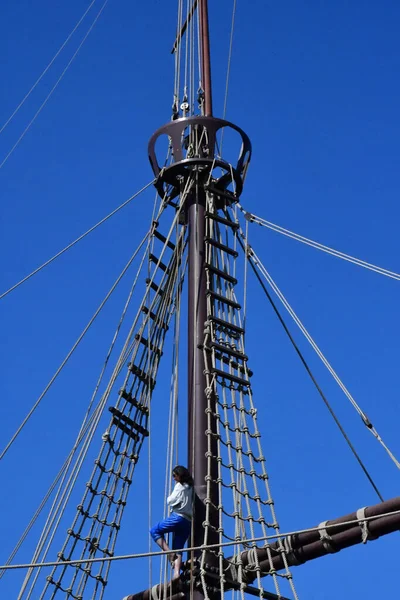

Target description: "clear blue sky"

left=1, top=1, right=400, bottom=599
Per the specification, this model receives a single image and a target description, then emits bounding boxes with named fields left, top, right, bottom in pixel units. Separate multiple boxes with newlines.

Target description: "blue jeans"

left=150, top=512, right=191, bottom=555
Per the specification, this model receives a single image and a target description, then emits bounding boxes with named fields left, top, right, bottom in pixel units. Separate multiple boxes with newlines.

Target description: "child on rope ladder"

left=150, top=465, right=194, bottom=579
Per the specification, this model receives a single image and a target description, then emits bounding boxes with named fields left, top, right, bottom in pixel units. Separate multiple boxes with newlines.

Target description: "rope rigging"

left=15, top=177, right=192, bottom=599
left=119, top=6, right=301, bottom=596
left=126, top=174, right=398, bottom=600
left=222, top=0, right=237, bottom=122
left=172, top=0, right=203, bottom=119
left=232, top=218, right=400, bottom=474
left=0, top=0, right=110, bottom=171
left=196, top=197, right=299, bottom=600
left=118, top=186, right=302, bottom=600
left=11, top=207, right=161, bottom=596
left=0, top=230, right=151, bottom=464
left=224, top=203, right=400, bottom=487
left=0, top=0, right=100, bottom=135
left=157, top=245, right=186, bottom=590
left=229, top=217, right=385, bottom=503
left=2, top=498, right=400, bottom=572
left=219, top=0, right=237, bottom=154
left=0, top=180, right=155, bottom=301
left=238, top=205, right=400, bottom=282
left=2, top=186, right=163, bottom=584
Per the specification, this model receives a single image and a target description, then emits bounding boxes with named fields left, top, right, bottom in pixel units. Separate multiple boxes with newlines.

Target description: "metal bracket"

left=148, top=116, right=251, bottom=200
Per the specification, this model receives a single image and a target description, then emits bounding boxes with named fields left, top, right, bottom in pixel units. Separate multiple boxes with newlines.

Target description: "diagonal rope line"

left=232, top=216, right=400, bottom=475
left=37, top=231, right=187, bottom=598
left=0, top=203, right=155, bottom=575
left=0, top=179, right=154, bottom=301
left=0, top=230, right=150, bottom=463
left=219, top=0, right=237, bottom=155
left=256, top=257, right=400, bottom=471
left=234, top=234, right=384, bottom=502
left=217, top=0, right=237, bottom=156
left=0, top=0, right=99, bottom=134
left=0, top=400, right=104, bottom=580
left=19, top=399, right=109, bottom=599
left=23, top=185, right=188, bottom=597
left=238, top=205, right=400, bottom=281
left=9, top=228, right=155, bottom=591
left=0, top=0, right=110, bottom=171
left=222, top=0, right=237, bottom=120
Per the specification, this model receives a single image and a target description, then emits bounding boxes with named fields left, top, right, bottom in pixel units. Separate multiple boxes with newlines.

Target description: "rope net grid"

left=10, top=185, right=189, bottom=599
left=194, top=194, right=299, bottom=600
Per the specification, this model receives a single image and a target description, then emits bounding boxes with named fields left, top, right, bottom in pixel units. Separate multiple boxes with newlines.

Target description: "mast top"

left=170, top=0, right=213, bottom=119
left=199, top=0, right=213, bottom=116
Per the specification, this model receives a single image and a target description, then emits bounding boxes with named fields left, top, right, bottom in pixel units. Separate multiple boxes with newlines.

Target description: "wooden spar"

left=124, top=496, right=400, bottom=600
left=198, top=0, right=213, bottom=116
left=125, top=579, right=182, bottom=600
left=240, top=495, right=400, bottom=578
left=171, top=0, right=199, bottom=54
left=186, top=8, right=219, bottom=600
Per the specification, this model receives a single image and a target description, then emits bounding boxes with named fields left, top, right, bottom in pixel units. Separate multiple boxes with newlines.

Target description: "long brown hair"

left=172, top=465, right=194, bottom=486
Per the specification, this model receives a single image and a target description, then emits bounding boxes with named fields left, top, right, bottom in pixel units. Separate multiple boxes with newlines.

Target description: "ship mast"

left=187, top=0, right=218, bottom=562
left=199, top=0, right=212, bottom=117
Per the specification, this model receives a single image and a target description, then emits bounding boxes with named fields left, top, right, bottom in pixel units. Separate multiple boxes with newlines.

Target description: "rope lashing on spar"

left=356, top=507, right=377, bottom=544
left=317, top=521, right=339, bottom=554
left=282, top=537, right=304, bottom=567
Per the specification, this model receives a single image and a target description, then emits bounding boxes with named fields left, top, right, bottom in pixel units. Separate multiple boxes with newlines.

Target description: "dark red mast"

left=187, top=1, right=219, bottom=579
left=199, top=0, right=213, bottom=117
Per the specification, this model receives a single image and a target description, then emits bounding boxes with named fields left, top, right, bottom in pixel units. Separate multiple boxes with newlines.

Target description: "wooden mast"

left=187, top=0, right=219, bottom=573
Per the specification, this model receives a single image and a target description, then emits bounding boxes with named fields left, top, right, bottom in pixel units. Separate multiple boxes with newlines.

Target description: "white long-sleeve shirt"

left=167, top=482, right=193, bottom=520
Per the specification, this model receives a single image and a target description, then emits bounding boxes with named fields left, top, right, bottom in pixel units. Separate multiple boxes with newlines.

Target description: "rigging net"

left=15, top=183, right=190, bottom=599
left=196, top=196, right=299, bottom=600
left=123, top=118, right=298, bottom=600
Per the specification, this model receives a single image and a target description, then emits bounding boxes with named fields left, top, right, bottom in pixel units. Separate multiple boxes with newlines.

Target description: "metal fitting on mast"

left=148, top=116, right=251, bottom=202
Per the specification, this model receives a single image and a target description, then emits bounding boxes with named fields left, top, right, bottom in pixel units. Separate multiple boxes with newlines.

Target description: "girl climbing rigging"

left=150, top=465, right=194, bottom=579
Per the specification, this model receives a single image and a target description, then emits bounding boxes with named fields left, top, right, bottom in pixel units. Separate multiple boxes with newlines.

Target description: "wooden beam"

left=171, top=0, right=199, bottom=54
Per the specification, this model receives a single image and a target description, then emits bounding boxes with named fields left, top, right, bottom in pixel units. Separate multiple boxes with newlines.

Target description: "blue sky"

left=1, top=1, right=400, bottom=598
